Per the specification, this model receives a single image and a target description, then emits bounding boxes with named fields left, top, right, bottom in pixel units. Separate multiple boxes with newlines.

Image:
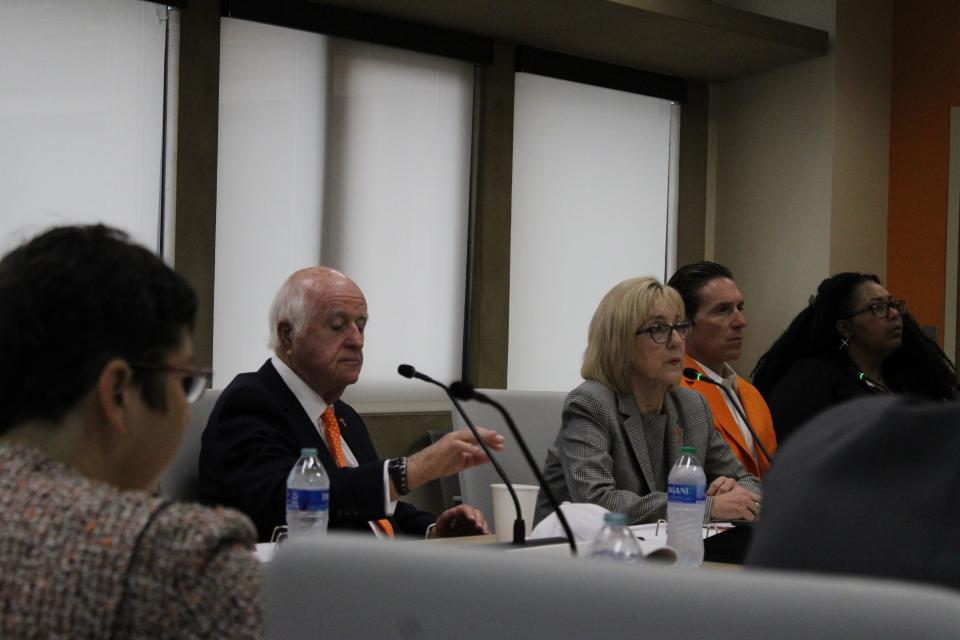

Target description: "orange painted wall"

left=888, top=0, right=960, bottom=342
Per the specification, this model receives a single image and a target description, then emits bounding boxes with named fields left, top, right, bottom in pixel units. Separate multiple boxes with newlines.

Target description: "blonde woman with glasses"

left=533, top=277, right=762, bottom=526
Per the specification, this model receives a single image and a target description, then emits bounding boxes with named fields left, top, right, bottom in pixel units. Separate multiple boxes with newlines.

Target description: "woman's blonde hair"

left=581, top=276, right=684, bottom=393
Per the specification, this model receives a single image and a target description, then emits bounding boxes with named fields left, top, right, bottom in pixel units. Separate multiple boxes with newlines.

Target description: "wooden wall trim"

left=174, top=0, right=221, bottom=368
left=464, top=41, right=516, bottom=389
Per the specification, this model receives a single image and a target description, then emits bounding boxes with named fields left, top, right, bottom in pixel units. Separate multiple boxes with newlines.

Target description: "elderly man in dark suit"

left=199, top=266, right=502, bottom=541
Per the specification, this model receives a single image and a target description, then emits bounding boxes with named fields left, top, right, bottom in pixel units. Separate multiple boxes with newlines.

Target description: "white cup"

left=491, top=483, right=540, bottom=543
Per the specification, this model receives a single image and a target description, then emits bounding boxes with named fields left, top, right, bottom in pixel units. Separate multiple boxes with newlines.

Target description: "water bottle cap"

left=603, top=512, right=628, bottom=526
left=680, top=446, right=696, bottom=455
left=301, top=448, right=318, bottom=457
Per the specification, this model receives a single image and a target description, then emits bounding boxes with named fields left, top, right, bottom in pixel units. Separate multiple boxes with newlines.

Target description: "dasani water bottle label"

left=287, top=488, right=329, bottom=512
left=667, top=483, right=705, bottom=504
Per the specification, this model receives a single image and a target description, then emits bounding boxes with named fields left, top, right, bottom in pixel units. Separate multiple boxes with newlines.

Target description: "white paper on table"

left=254, top=542, right=276, bottom=563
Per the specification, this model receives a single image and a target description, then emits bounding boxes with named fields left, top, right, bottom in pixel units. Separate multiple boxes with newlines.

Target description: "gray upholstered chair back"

left=264, top=534, right=960, bottom=639
left=159, top=388, right=221, bottom=502
left=452, top=389, right=566, bottom=521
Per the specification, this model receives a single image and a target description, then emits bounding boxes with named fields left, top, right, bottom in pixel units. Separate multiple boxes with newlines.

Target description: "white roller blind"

left=215, top=21, right=473, bottom=409
left=325, top=40, right=472, bottom=410
left=0, top=0, right=171, bottom=253
left=215, top=19, right=327, bottom=389
left=508, top=72, right=678, bottom=392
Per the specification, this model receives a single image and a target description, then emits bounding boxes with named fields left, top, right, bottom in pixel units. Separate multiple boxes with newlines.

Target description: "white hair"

left=268, top=277, right=310, bottom=353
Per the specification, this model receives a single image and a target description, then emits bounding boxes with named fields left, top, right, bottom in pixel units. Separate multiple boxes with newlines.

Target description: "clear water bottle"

left=667, top=446, right=706, bottom=567
left=285, top=448, right=330, bottom=538
left=588, top=512, right=643, bottom=563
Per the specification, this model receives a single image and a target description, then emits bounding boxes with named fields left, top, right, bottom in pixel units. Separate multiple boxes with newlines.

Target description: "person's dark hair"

left=0, top=225, right=197, bottom=434
left=667, top=261, right=734, bottom=320
left=752, top=272, right=956, bottom=400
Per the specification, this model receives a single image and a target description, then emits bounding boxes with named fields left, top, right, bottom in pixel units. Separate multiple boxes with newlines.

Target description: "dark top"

left=746, top=394, right=960, bottom=592
left=199, top=360, right=435, bottom=542
left=764, top=352, right=886, bottom=445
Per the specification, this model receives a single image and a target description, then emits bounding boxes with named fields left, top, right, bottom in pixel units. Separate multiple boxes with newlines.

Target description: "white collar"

left=693, top=358, right=739, bottom=390
left=271, top=355, right=331, bottom=423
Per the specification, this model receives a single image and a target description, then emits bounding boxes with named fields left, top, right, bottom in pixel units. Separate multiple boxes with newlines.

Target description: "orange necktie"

left=321, top=405, right=394, bottom=538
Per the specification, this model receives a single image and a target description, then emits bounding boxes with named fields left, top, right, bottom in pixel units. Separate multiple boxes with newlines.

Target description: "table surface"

left=257, top=522, right=742, bottom=569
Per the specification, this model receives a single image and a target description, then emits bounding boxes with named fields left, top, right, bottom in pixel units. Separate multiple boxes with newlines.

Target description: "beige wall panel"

left=829, top=0, right=891, bottom=278
left=712, top=54, right=836, bottom=376
left=676, top=81, right=709, bottom=268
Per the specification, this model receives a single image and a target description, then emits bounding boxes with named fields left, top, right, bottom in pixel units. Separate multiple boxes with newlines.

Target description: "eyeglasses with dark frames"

left=842, top=299, right=906, bottom=320
left=129, top=363, right=213, bottom=403
left=635, top=320, right=694, bottom=344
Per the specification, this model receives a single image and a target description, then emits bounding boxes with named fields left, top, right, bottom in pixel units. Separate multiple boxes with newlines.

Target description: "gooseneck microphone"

left=397, top=364, right=527, bottom=545
left=682, top=367, right=772, bottom=465
left=449, top=381, right=578, bottom=555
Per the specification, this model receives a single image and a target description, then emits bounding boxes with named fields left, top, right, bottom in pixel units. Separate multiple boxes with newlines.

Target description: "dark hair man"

left=199, top=266, right=503, bottom=541
left=668, top=261, right=777, bottom=477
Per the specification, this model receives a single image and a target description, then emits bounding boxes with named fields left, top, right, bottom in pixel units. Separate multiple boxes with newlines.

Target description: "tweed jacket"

left=680, top=356, right=778, bottom=477
left=0, top=442, right=262, bottom=639
left=534, top=380, right=761, bottom=525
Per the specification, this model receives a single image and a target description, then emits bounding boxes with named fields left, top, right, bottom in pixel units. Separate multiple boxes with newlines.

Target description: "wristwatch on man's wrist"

left=388, top=456, right=409, bottom=496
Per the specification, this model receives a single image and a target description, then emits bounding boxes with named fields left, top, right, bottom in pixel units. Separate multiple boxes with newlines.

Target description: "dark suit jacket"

left=198, top=360, right=435, bottom=542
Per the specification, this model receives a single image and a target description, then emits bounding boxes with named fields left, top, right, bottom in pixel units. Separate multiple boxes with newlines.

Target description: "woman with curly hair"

left=752, top=272, right=956, bottom=444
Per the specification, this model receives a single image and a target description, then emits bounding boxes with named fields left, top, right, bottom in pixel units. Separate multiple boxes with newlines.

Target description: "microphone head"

left=682, top=368, right=719, bottom=386
left=449, top=381, right=475, bottom=400
left=397, top=364, right=416, bottom=379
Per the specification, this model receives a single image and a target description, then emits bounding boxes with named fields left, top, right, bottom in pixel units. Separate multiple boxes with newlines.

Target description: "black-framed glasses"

left=842, top=299, right=906, bottom=320
left=130, top=363, right=213, bottom=403
left=635, top=320, right=694, bottom=344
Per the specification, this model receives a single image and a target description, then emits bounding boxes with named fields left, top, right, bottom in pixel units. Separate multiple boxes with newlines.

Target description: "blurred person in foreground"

left=200, top=266, right=503, bottom=541
left=752, top=272, right=956, bottom=444
left=534, top=276, right=761, bottom=526
left=0, top=225, right=262, bottom=639
left=668, top=261, right=777, bottom=477
left=746, top=394, right=960, bottom=591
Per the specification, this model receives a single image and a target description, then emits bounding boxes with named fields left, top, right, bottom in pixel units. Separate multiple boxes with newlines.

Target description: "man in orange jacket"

left=668, top=262, right=777, bottom=477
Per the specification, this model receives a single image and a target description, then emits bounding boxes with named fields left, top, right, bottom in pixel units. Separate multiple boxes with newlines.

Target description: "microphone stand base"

left=498, top=536, right=572, bottom=550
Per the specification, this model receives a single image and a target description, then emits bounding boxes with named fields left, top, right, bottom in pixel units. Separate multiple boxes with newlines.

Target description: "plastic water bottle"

left=667, top=446, right=706, bottom=567
left=285, top=448, right=330, bottom=538
left=588, top=512, right=643, bottom=563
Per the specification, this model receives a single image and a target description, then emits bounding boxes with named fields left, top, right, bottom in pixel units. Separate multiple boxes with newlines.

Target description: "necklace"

left=857, top=370, right=890, bottom=393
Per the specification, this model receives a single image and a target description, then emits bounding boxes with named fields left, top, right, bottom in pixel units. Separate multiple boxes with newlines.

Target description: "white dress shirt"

left=693, top=359, right=755, bottom=456
left=271, top=356, right=396, bottom=535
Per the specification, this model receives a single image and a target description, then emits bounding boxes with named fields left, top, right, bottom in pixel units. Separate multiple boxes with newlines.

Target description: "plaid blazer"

left=534, top=380, right=761, bottom=524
